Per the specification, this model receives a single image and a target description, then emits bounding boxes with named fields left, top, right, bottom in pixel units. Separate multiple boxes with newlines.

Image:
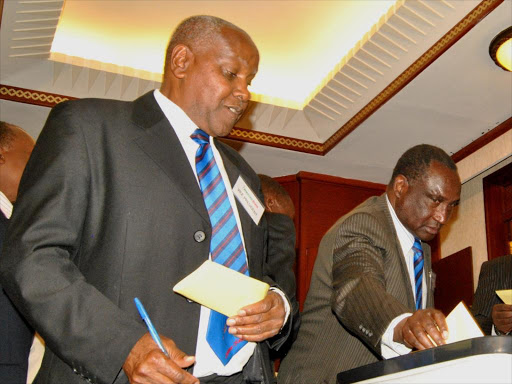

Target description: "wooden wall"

left=275, top=172, right=386, bottom=309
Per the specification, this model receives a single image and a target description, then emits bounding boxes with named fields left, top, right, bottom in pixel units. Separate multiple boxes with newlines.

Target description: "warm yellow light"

left=50, top=1, right=397, bottom=109
left=489, top=27, right=512, bottom=72
left=496, top=38, right=512, bottom=72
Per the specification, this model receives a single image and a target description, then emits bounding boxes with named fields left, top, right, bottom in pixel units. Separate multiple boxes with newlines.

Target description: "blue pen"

left=134, top=297, right=170, bottom=357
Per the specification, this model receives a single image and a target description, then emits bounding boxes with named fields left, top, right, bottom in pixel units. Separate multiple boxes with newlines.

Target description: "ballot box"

left=337, top=336, right=512, bottom=384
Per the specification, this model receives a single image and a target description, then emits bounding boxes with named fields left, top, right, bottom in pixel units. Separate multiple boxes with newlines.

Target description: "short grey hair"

left=164, top=15, right=253, bottom=73
left=0, top=121, right=18, bottom=150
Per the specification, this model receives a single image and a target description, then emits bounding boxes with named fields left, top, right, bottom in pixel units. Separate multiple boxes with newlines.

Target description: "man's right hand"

left=123, top=333, right=199, bottom=384
left=393, top=308, right=449, bottom=350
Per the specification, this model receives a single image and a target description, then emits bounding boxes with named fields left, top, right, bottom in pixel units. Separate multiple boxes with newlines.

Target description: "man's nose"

left=233, top=79, right=250, bottom=102
left=434, top=204, right=452, bottom=224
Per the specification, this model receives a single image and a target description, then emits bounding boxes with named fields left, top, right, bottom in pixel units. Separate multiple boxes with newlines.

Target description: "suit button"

left=194, top=231, right=206, bottom=242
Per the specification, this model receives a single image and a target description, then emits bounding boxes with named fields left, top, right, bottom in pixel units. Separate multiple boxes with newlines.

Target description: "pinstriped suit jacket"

left=278, top=194, right=434, bottom=384
left=471, top=254, right=512, bottom=335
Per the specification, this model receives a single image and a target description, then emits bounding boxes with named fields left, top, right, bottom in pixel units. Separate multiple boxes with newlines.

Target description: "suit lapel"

left=130, top=92, right=209, bottom=223
left=0, top=212, right=7, bottom=252
left=378, top=195, right=416, bottom=311
left=129, top=94, right=260, bottom=271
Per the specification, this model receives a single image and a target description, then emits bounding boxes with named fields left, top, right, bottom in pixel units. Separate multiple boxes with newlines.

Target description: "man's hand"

left=393, top=309, right=449, bottom=350
left=492, top=304, right=512, bottom=335
left=123, top=333, right=198, bottom=384
left=226, top=290, right=286, bottom=342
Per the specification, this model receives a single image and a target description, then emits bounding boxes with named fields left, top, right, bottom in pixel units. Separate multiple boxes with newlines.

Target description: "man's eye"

left=226, top=71, right=236, bottom=79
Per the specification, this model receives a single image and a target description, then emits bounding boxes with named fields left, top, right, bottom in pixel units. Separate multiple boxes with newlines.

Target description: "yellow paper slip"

left=444, top=301, right=483, bottom=344
left=496, top=290, right=512, bottom=304
left=173, top=260, right=270, bottom=317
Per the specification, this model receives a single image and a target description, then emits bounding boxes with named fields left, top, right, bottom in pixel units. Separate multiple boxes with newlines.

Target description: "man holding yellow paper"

left=0, top=15, right=295, bottom=384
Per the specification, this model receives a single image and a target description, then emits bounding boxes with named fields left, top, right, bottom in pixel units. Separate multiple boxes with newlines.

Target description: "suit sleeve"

left=471, top=261, right=497, bottom=335
left=330, top=212, right=410, bottom=356
left=0, top=102, right=146, bottom=384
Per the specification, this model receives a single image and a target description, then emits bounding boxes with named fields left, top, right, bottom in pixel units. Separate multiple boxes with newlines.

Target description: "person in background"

left=0, top=121, right=35, bottom=384
left=0, top=15, right=297, bottom=384
left=278, top=144, right=461, bottom=384
left=472, top=254, right=512, bottom=335
left=258, top=174, right=300, bottom=360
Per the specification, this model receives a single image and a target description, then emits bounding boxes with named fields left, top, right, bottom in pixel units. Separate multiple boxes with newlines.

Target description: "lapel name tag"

left=233, top=176, right=264, bottom=225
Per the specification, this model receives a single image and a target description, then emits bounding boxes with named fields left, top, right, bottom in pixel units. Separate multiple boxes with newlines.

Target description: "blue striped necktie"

left=413, top=238, right=424, bottom=310
left=191, top=128, right=248, bottom=365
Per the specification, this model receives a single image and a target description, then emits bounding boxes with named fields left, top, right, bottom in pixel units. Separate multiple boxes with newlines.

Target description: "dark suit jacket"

left=263, top=213, right=300, bottom=359
left=0, top=212, right=34, bottom=384
left=0, top=92, right=294, bottom=384
left=471, top=254, right=512, bottom=335
left=278, top=194, right=434, bottom=384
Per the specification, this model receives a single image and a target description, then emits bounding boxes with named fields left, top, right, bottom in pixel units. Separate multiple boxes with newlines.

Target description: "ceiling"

left=0, top=0, right=511, bottom=185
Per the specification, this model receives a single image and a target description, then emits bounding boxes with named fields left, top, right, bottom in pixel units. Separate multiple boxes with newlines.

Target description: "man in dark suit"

left=258, top=174, right=297, bottom=300
left=278, top=145, right=461, bottom=384
left=0, top=16, right=295, bottom=384
left=0, top=121, right=35, bottom=383
left=258, top=175, right=300, bottom=359
left=472, top=254, right=512, bottom=335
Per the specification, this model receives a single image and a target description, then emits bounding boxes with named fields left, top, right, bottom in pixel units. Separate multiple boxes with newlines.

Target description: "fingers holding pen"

left=123, top=333, right=198, bottom=384
left=128, top=298, right=198, bottom=383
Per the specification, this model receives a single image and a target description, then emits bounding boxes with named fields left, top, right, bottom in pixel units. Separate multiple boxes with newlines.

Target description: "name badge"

left=233, top=176, right=264, bottom=225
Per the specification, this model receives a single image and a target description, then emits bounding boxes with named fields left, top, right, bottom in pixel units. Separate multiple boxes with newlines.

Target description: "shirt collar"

left=0, top=191, right=13, bottom=219
left=153, top=89, right=198, bottom=136
left=153, top=89, right=220, bottom=176
left=386, top=194, right=415, bottom=257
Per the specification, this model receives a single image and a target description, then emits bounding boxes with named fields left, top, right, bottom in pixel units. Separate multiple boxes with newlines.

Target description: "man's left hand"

left=226, top=291, right=285, bottom=342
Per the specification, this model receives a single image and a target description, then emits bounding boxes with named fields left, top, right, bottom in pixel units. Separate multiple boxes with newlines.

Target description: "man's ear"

left=265, top=196, right=275, bottom=212
left=0, top=152, right=5, bottom=165
left=170, top=44, right=192, bottom=79
left=393, top=175, right=409, bottom=199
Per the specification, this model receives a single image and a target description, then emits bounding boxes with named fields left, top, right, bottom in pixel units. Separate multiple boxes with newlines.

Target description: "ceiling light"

left=489, top=26, right=512, bottom=72
left=49, top=0, right=397, bottom=110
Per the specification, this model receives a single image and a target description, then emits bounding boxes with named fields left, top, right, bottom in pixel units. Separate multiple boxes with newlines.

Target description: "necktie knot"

left=413, top=238, right=422, bottom=253
left=191, top=128, right=209, bottom=145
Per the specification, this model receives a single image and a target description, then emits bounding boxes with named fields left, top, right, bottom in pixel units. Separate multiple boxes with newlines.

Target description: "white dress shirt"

left=381, top=195, right=426, bottom=357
